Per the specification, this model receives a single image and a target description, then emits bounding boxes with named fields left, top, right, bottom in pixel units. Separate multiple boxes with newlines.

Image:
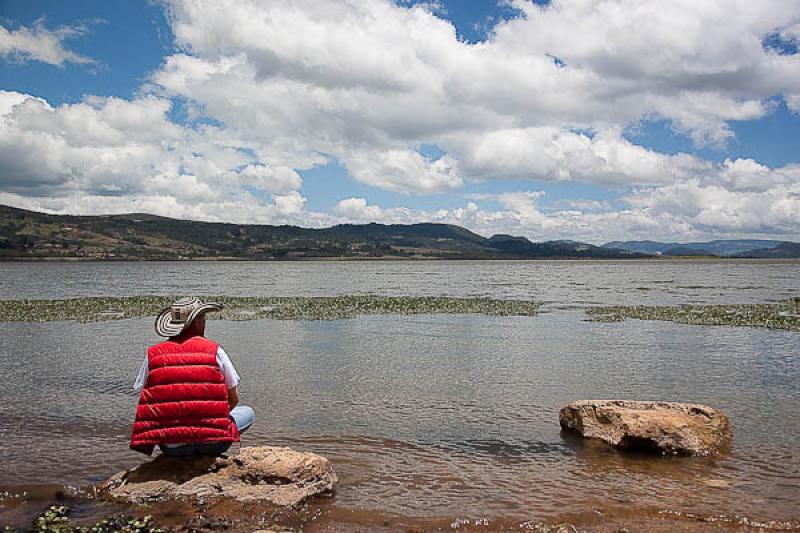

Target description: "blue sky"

left=1, top=1, right=799, bottom=242
left=0, top=1, right=169, bottom=103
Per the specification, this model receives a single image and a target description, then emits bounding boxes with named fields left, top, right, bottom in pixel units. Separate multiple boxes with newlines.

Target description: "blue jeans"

left=160, top=405, right=255, bottom=457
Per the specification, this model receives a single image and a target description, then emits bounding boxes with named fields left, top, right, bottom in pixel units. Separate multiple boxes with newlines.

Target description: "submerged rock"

left=559, top=400, right=732, bottom=456
left=98, top=446, right=338, bottom=506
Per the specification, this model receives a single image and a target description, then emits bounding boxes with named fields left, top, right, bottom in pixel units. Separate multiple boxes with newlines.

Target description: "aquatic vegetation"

left=26, top=505, right=163, bottom=533
left=517, top=521, right=578, bottom=532
left=587, top=297, right=800, bottom=331
left=0, top=295, right=539, bottom=323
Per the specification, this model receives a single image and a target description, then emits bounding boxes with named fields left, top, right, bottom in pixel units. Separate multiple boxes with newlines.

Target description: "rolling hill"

left=0, top=204, right=641, bottom=260
left=601, top=239, right=794, bottom=257
left=3, top=205, right=797, bottom=260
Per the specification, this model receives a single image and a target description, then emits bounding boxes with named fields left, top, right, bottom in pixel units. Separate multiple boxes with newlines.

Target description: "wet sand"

left=3, top=478, right=800, bottom=532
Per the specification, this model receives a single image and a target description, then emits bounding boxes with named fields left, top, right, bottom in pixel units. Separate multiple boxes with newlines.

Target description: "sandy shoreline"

left=3, top=482, right=800, bottom=532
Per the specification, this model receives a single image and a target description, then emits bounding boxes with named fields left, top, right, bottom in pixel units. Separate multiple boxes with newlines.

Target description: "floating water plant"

left=587, top=298, right=800, bottom=332
left=0, top=295, right=539, bottom=323
left=28, top=505, right=164, bottom=533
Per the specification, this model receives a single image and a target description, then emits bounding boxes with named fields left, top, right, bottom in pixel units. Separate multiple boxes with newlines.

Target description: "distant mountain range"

left=1, top=204, right=798, bottom=260
left=0, top=204, right=641, bottom=260
left=601, top=239, right=800, bottom=258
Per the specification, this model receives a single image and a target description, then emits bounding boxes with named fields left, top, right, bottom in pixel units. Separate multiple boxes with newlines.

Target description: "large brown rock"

left=559, top=400, right=732, bottom=456
left=98, top=446, right=338, bottom=506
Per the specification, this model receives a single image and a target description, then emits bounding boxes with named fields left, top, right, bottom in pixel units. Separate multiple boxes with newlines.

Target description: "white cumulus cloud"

left=1, top=0, right=800, bottom=242
left=149, top=0, right=800, bottom=192
left=0, top=20, right=93, bottom=66
left=0, top=90, right=310, bottom=223
left=345, top=149, right=462, bottom=194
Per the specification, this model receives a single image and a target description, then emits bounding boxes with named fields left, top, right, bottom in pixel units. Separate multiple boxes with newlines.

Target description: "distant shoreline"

left=4, top=255, right=799, bottom=262
left=4, top=204, right=798, bottom=260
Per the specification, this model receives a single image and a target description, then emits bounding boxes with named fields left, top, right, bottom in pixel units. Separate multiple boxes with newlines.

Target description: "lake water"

left=0, top=260, right=798, bottom=531
left=0, top=259, right=797, bottom=304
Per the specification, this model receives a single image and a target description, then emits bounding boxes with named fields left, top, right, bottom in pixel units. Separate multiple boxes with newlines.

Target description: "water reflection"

left=1, top=310, right=798, bottom=524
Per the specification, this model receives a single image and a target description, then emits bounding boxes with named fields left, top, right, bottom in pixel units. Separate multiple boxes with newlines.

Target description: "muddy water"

left=1, top=260, right=799, bottom=530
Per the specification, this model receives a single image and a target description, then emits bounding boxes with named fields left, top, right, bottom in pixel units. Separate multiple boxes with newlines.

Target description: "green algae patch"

left=587, top=297, right=800, bottom=331
left=0, top=295, right=539, bottom=323
left=24, top=505, right=165, bottom=533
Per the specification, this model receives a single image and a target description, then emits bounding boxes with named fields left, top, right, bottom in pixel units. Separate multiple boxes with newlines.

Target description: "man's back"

left=129, top=297, right=254, bottom=456
left=130, top=336, right=239, bottom=455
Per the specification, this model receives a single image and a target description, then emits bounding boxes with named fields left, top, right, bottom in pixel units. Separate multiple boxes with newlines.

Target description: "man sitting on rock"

left=130, top=297, right=254, bottom=456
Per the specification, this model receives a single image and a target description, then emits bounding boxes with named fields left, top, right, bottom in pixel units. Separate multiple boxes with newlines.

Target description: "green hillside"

left=0, top=204, right=641, bottom=260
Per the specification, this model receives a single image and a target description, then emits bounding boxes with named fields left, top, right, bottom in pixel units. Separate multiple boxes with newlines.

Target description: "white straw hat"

left=154, top=297, right=223, bottom=337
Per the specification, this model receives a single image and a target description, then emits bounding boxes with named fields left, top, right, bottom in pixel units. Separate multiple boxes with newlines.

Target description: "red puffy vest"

left=130, top=336, right=239, bottom=455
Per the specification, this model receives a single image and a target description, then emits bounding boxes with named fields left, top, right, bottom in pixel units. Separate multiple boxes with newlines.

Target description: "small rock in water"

left=702, top=478, right=734, bottom=488
left=559, top=400, right=732, bottom=456
left=97, top=446, right=338, bottom=507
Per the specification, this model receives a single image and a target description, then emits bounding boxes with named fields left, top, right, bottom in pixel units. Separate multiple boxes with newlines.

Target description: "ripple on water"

left=0, top=301, right=799, bottom=526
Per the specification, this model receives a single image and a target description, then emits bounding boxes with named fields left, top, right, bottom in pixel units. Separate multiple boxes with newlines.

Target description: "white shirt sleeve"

left=133, top=355, right=148, bottom=392
left=216, top=346, right=240, bottom=389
